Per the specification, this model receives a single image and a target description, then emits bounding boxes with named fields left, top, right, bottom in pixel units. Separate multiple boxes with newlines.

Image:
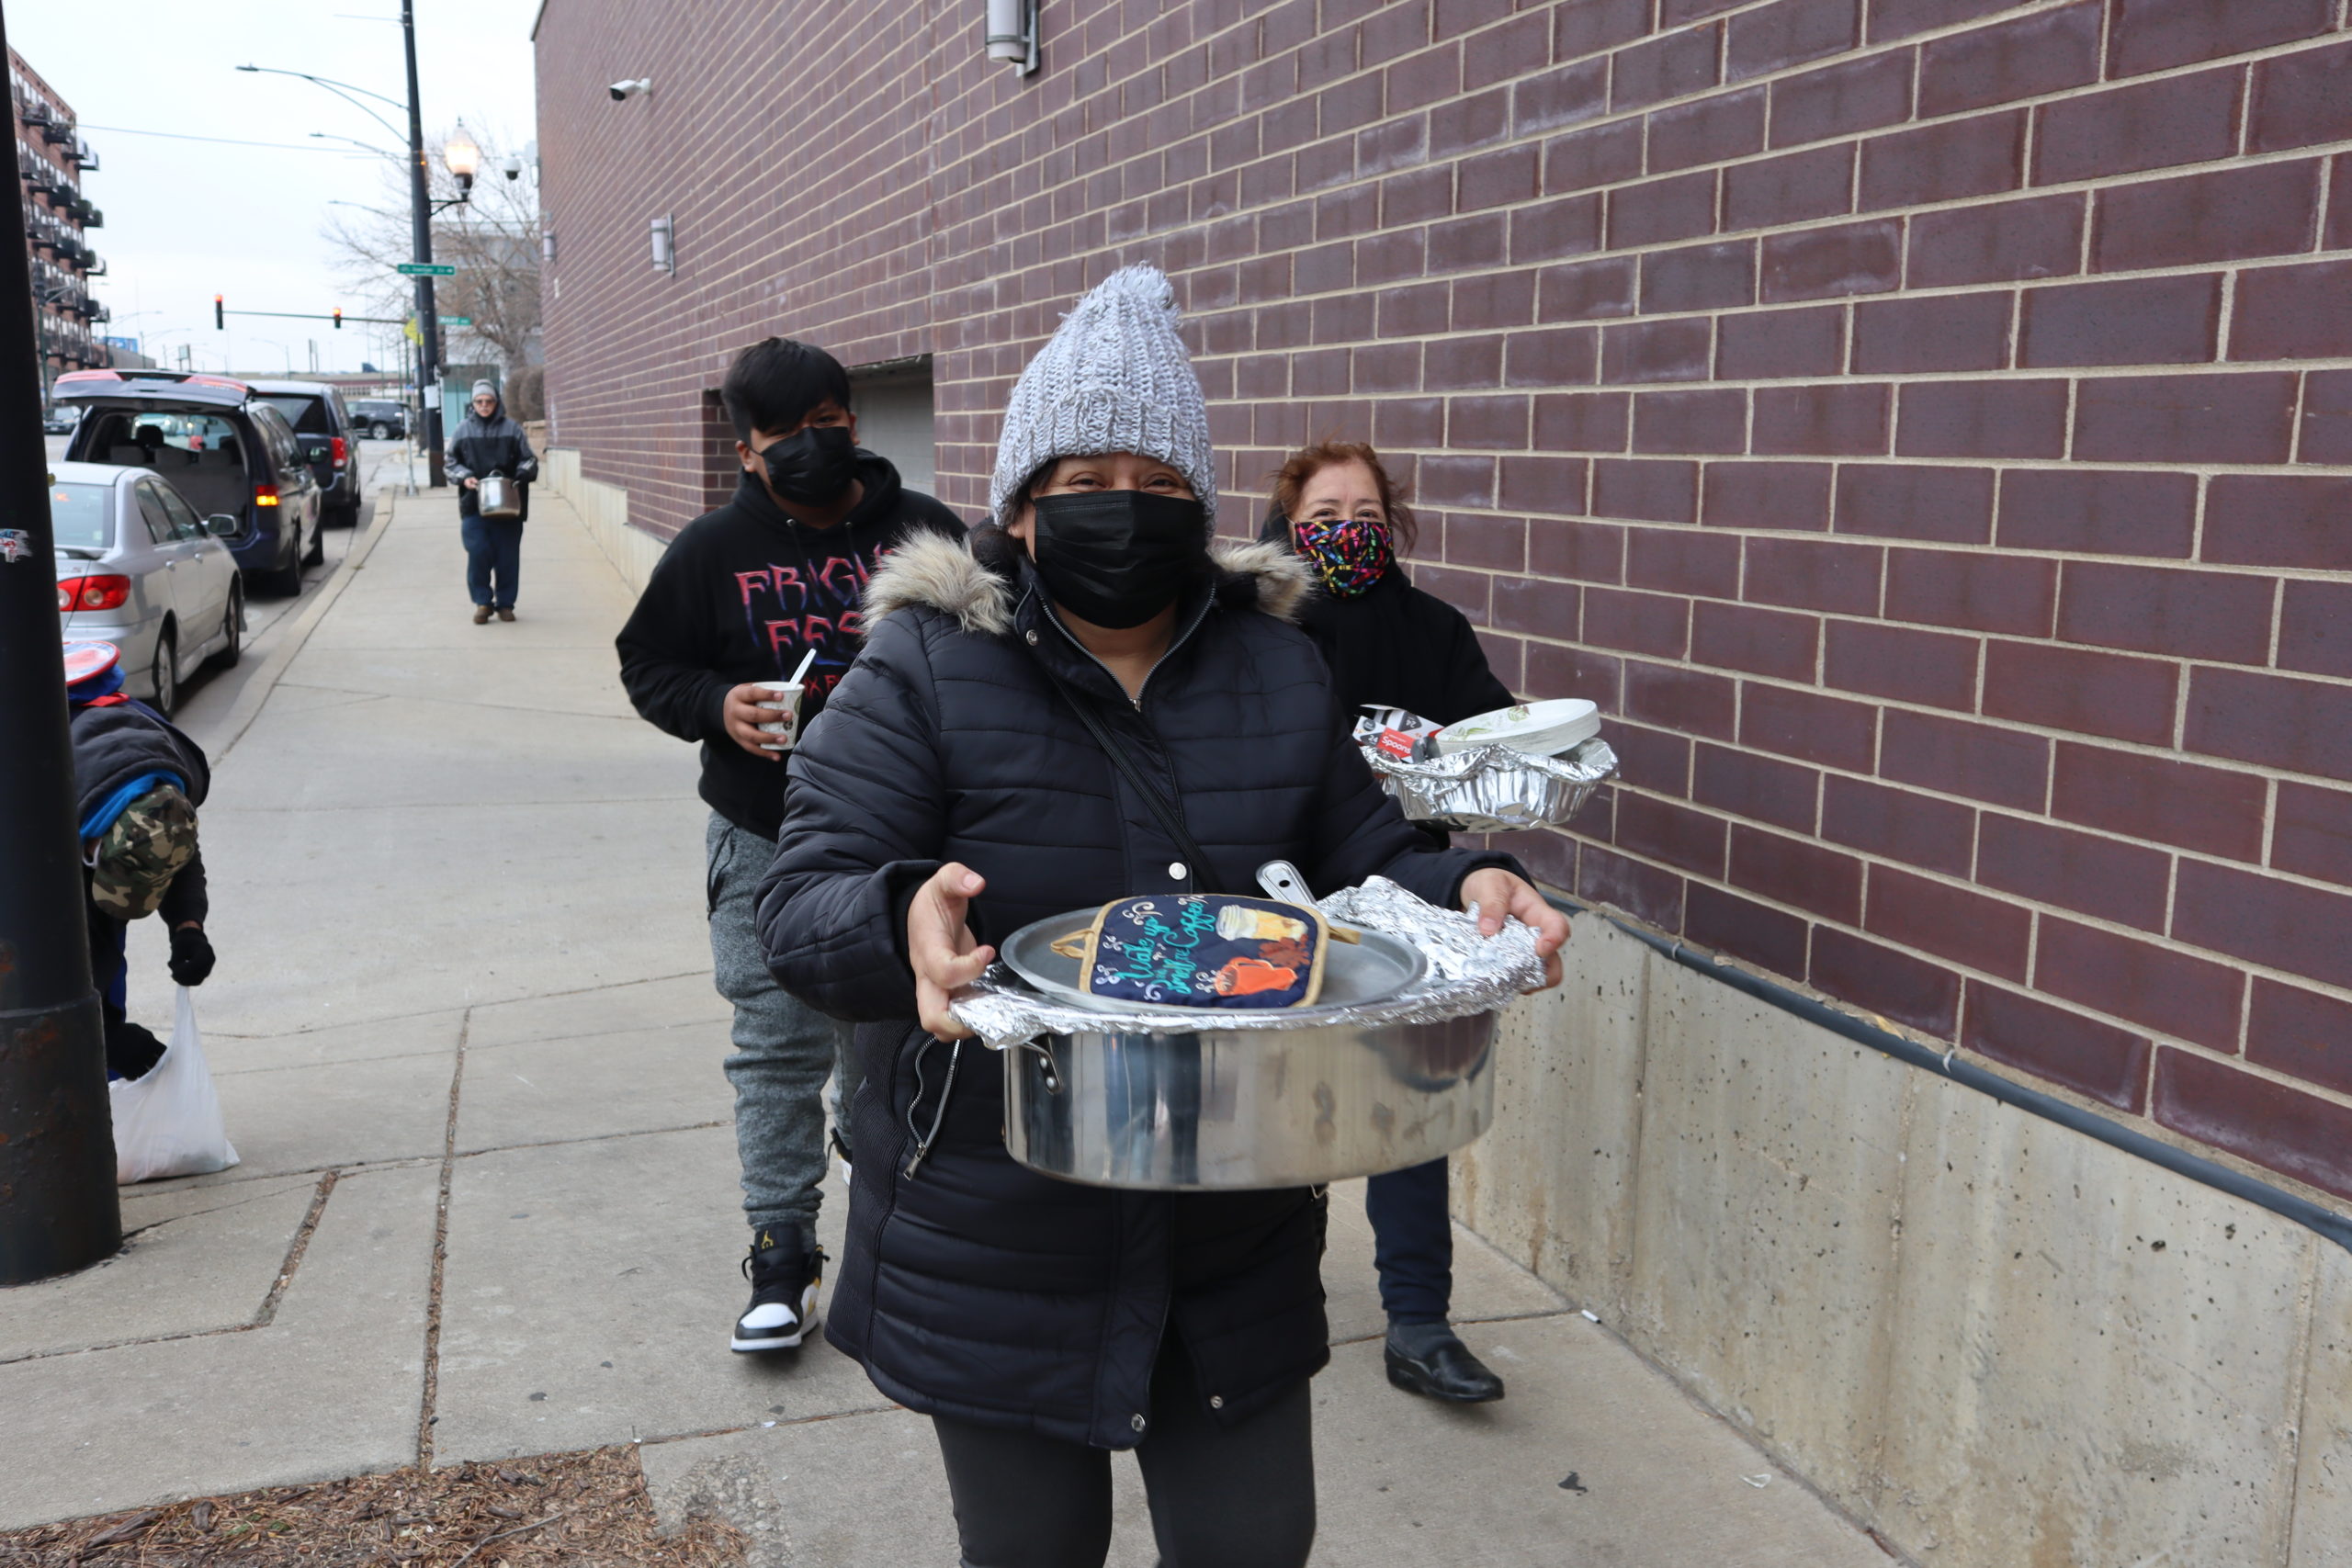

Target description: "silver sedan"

left=51, top=459, right=245, bottom=717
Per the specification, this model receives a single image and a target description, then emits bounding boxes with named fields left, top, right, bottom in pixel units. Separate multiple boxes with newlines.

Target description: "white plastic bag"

left=110, top=986, right=240, bottom=1184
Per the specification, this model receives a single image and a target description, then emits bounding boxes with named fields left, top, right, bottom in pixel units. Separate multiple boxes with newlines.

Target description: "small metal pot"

left=477, top=474, right=521, bottom=518
left=1001, top=1010, right=1497, bottom=1190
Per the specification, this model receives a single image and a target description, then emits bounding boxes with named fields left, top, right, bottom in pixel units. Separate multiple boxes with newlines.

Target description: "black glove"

left=105, top=1017, right=167, bottom=1081
left=168, top=923, right=216, bottom=987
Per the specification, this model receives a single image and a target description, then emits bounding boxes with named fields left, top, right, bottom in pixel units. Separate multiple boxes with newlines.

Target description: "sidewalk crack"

left=0, top=1170, right=339, bottom=1367
left=254, top=1170, right=340, bottom=1327
left=417, top=1006, right=469, bottom=1467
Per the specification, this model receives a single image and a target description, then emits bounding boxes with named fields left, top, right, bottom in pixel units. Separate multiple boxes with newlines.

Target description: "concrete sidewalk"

left=0, top=484, right=1886, bottom=1566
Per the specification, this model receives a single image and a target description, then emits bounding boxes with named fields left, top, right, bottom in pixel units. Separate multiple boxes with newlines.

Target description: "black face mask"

left=1031, top=489, right=1210, bottom=629
left=756, top=424, right=859, bottom=508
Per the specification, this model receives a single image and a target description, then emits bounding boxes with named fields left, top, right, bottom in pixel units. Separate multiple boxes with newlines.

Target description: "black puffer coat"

left=754, top=526, right=1518, bottom=1450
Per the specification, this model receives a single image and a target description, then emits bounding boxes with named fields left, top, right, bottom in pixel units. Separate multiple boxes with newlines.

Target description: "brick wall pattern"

left=536, top=0, right=2352, bottom=1204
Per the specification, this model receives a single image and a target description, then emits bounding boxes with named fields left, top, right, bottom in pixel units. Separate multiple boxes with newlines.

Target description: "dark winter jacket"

left=752, top=525, right=1520, bottom=1450
left=1258, top=510, right=1516, bottom=728
left=616, top=457, right=967, bottom=839
left=444, top=394, right=537, bottom=520
left=70, top=698, right=210, bottom=926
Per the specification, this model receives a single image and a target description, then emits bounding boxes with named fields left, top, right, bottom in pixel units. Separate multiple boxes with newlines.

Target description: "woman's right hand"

left=909, top=863, right=994, bottom=1039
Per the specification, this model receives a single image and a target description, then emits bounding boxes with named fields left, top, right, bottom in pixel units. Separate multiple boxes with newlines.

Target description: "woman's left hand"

left=1458, top=868, right=1569, bottom=991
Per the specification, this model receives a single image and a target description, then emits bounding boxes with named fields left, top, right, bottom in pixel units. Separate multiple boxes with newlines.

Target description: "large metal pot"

left=476, top=473, right=522, bottom=518
left=1001, top=1010, right=1497, bottom=1190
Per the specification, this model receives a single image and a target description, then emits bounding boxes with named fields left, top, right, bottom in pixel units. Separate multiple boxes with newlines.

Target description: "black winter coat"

left=754, top=526, right=1519, bottom=1450
left=1258, top=510, right=1516, bottom=728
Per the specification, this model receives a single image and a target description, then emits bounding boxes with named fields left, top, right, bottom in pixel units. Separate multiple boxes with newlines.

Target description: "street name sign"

left=438, top=316, right=472, bottom=326
left=396, top=262, right=457, bottom=277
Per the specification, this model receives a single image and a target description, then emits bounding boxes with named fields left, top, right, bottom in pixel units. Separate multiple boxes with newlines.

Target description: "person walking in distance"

left=616, top=337, right=965, bottom=1353
left=446, top=379, right=539, bottom=624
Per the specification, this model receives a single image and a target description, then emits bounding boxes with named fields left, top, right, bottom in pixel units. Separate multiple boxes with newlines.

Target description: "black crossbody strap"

left=1042, top=665, right=1226, bottom=896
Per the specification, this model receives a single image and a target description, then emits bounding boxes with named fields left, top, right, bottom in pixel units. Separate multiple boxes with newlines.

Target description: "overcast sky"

left=13, top=1, right=540, bottom=378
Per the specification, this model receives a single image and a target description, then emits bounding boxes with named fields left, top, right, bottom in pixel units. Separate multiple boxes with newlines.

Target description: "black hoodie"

left=70, top=697, right=211, bottom=926
left=617, top=452, right=967, bottom=839
left=1256, top=511, right=1515, bottom=728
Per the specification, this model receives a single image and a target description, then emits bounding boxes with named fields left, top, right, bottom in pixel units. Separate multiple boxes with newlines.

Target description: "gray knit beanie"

left=989, top=264, right=1217, bottom=528
left=470, top=378, right=497, bottom=401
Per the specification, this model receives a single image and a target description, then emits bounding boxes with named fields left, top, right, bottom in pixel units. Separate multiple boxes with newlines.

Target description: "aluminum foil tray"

left=1363, top=735, right=1619, bottom=833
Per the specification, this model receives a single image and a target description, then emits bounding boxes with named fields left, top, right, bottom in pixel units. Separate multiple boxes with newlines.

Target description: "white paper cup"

left=752, top=680, right=804, bottom=750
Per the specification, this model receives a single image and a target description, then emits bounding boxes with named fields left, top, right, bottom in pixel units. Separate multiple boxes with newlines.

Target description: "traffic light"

left=332, top=308, right=343, bottom=331
left=213, top=294, right=223, bottom=330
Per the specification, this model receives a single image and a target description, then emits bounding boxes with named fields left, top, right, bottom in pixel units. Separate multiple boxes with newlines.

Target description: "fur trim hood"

left=864, top=525, right=1313, bottom=637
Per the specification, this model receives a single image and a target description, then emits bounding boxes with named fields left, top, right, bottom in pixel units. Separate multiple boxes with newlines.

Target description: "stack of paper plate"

left=1432, top=698, right=1602, bottom=758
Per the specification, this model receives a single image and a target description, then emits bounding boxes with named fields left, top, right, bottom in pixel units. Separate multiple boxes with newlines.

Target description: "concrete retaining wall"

left=538, top=447, right=662, bottom=593
left=1457, top=915, right=2352, bottom=1568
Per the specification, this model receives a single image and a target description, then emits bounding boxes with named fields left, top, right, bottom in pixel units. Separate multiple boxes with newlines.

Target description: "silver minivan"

left=51, top=459, right=244, bottom=717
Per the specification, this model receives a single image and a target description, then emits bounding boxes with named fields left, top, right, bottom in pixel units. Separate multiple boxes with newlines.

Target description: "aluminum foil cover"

left=955, top=876, right=1544, bottom=1049
left=1361, top=733, right=1619, bottom=832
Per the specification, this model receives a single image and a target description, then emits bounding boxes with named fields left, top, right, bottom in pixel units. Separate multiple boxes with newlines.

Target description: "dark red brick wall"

left=535, top=0, right=2352, bottom=1203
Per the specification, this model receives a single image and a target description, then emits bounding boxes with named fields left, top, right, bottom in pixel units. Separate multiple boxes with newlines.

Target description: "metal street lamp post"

left=238, top=6, right=468, bottom=486
left=400, top=0, right=445, bottom=486
left=0, top=0, right=124, bottom=1286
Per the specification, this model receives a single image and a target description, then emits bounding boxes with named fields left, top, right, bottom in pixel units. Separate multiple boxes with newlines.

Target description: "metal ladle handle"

left=1256, top=860, right=1316, bottom=908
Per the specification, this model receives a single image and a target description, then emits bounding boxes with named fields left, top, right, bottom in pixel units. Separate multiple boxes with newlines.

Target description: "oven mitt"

left=1080, top=894, right=1329, bottom=1010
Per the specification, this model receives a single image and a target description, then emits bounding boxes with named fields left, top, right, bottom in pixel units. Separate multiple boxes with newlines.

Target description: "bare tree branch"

left=321, top=124, right=540, bottom=378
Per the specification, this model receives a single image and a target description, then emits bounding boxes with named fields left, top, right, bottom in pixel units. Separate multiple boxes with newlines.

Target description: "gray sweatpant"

left=707, top=813, right=854, bottom=1246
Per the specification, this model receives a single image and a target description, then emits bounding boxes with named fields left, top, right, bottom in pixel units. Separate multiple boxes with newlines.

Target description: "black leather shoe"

left=1385, top=1322, right=1506, bottom=1403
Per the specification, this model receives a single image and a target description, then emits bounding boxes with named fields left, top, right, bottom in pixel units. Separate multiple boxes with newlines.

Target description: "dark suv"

left=349, top=398, right=409, bottom=440
left=250, top=378, right=363, bottom=528
left=55, top=368, right=324, bottom=596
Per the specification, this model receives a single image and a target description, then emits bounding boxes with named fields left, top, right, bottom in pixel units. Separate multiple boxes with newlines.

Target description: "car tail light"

left=58, top=575, right=131, bottom=613
left=254, top=483, right=280, bottom=507
left=331, top=436, right=348, bottom=464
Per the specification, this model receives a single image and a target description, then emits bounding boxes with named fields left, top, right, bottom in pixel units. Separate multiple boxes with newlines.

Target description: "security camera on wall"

left=608, top=78, right=650, bottom=102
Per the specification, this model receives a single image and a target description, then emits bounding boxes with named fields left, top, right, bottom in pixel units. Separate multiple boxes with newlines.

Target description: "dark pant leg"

left=459, top=511, right=494, bottom=606
left=1136, top=1343, right=1317, bottom=1568
left=931, top=1414, right=1114, bottom=1568
left=86, top=905, right=128, bottom=1017
left=1366, top=1156, right=1453, bottom=1324
left=489, top=518, right=523, bottom=608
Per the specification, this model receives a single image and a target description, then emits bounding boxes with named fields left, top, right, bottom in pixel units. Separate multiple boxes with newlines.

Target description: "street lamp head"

left=442, top=122, right=480, bottom=193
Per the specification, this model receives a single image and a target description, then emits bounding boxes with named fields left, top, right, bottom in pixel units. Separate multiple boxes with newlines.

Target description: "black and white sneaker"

left=731, top=1228, right=825, bottom=1353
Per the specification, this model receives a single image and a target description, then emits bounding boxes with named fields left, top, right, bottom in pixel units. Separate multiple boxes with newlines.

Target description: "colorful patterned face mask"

left=1291, top=515, right=1394, bottom=598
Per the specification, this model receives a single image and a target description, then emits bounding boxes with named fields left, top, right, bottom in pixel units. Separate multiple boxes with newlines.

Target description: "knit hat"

left=470, top=379, right=497, bottom=401
left=989, top=264, right=1217, bottom=528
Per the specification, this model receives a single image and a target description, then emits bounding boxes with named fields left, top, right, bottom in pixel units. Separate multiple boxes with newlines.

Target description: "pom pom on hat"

left=989, top=264, right=1216, bottom=527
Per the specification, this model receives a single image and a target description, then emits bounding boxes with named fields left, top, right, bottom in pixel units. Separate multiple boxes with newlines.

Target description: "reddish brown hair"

left=1266, top=440, right=1419, bottom=556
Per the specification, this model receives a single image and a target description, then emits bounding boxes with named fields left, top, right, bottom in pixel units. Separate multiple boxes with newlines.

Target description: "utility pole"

left=403, top=0, right=445, bottom=487
left=0, top=0, right=124, bottom=1286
